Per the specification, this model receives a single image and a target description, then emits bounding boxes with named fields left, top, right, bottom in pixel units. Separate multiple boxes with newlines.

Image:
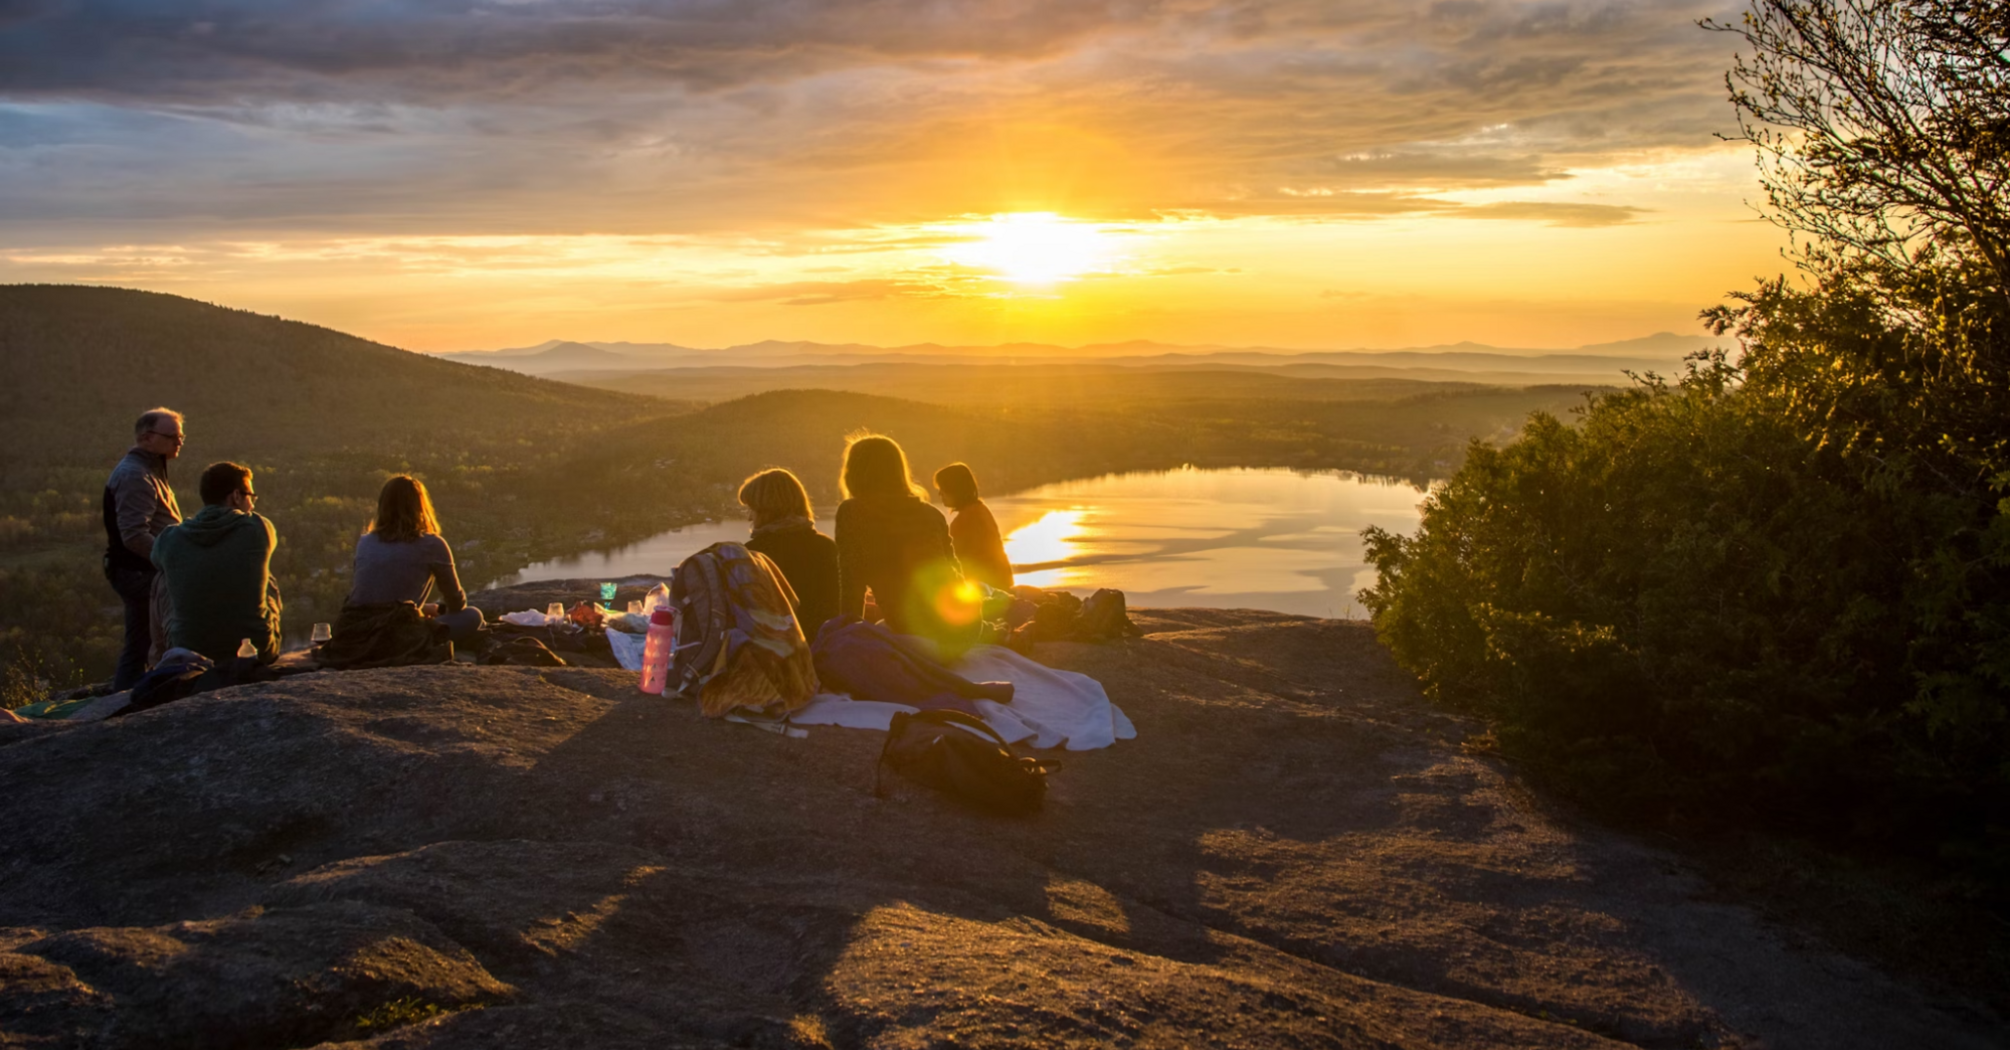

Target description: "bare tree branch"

left=1706, top=0, right=2010, bottom=293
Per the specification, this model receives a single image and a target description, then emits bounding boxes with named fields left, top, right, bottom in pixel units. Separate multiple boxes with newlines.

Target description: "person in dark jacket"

left=151, top=461, right=282, bottom=663
left=932, top=462, right=1014, bottom=592
left=103, top=407, right=186, bottom=689
left=834, top=434, right=980, bottom=647
left=738, top=468, right=838, bottom=638
left=345, top=475, right=485, bottom=643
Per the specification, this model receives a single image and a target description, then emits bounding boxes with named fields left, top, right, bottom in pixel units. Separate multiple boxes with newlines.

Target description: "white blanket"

left=789, top=645, right=1135, bottom=751
left=961, top=646, right=1136, bottom=751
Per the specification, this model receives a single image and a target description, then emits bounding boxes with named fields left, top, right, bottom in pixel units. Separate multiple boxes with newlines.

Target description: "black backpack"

left=1077, top=588, right=1139, bottom=641
left=875, top=709, right=1057, bottom=816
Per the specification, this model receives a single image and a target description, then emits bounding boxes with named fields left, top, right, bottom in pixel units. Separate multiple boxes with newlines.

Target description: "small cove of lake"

left=492, top=466, right=1431, bottom=619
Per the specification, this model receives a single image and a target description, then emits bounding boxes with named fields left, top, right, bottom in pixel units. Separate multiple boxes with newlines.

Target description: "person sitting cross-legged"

left=345, top=475, right=485, bottom=644
left=150, top=461, right=282, bottom=664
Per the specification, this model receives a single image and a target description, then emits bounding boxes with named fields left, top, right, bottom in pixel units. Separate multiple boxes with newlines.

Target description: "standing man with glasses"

left=151, top=461, right=283, bottom=665
left=104, top=408, right=186, bottom=689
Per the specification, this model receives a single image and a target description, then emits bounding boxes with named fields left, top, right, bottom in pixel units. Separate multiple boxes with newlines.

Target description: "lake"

left=494, top=467, right=1432, bottom=619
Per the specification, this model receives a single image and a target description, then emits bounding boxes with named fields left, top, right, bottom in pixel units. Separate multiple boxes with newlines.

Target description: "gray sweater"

left=348, top=532, right=467, bottom=612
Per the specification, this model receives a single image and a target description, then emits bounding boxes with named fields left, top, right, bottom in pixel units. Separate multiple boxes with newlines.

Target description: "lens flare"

left=934, top=579, right=983, bottom=626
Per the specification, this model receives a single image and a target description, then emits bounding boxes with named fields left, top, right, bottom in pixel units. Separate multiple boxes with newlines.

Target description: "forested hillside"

left=0, top=285, right=693, bottom=686
left=0, top=285, right=1591, bottom=691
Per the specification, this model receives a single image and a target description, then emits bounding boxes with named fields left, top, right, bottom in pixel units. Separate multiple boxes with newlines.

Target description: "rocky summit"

left=0, top=610, right=1997, bottom=1049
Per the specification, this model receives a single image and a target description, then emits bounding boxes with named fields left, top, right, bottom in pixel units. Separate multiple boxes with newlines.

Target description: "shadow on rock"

left=0, top=611, right=2001, bottom=1048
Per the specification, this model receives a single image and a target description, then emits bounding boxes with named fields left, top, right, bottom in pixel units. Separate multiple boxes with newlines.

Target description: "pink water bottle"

left=639, top=607, right=678, bottom=695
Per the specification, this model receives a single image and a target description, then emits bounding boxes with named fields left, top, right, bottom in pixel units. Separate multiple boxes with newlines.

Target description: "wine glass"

left=599, top=581, right=618, bottom=606
left=546, top=602, right=565, bottom=624
left=310, top=622, right=332, bottom=644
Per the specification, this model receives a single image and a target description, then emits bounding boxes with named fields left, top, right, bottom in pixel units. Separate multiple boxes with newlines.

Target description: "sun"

left=941, top=213, right=1118, bottom=285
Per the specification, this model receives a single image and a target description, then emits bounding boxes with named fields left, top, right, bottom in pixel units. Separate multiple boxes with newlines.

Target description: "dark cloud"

left=1454, top=200, right=1647, bottom=226
left=1317, top=151, right=1568, bottom=186
left=0, top=0, right=1747, bottom=234
left=0, top=0, right=1151, bottom=103
left=1149, top=191, right=1645, bottom=225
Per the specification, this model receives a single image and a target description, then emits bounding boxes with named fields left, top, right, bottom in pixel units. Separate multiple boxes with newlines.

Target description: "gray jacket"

left=103, top=447, right=182, bottom=572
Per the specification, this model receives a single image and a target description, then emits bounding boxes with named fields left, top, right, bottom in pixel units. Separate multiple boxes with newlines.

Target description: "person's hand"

left=421, top=603, right=440, bottom=617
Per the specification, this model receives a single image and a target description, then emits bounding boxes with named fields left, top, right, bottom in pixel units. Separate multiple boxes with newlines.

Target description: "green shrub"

left=1362, top=353, right=2009, bottom=857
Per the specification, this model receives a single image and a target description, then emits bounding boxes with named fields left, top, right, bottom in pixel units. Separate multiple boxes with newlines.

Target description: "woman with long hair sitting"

left=834, top=434, right=980, bottom=646
left=346, top=475, right=484, bottom=643
left=932, top=461, right=1013, bottom=592
left=738, top=467, right=838, bottom=637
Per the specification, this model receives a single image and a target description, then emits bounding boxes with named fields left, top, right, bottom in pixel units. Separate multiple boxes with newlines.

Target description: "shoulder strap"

left=670, top=550, right=729, bottom=696
left=905, top=708, right=1014, bottom=750
left=873, top=710, right=912, bottom=798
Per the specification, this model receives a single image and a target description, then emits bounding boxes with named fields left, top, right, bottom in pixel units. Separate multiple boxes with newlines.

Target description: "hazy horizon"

left=432, top=329, right=1719, bottom=359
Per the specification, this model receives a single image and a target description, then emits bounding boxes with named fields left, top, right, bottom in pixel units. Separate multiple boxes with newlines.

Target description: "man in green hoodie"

left=151, top=461, right=283, bottom=663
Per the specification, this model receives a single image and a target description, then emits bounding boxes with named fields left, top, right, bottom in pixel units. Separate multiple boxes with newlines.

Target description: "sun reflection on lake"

left=1003, top=509, right=1085, bottom=582
left=984, top=467, right=1433, bottom=617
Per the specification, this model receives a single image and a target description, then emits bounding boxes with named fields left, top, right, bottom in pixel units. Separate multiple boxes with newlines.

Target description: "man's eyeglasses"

left=239, top=490, right=257, bottom=502
left=149, top=431, right=185, bottom=444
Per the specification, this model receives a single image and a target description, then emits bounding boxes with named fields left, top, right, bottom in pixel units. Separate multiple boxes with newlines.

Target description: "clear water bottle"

left=638, top=607, right=678, bottom=695
left=641, top=582, right=671, bottom=617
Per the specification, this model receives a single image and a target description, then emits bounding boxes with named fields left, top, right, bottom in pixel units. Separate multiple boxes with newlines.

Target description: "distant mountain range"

left=436, top=332, right=1725, bottom=378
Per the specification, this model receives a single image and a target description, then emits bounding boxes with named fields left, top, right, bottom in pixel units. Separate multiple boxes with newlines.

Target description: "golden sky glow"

left=0, top=1, right=1789, bottom=353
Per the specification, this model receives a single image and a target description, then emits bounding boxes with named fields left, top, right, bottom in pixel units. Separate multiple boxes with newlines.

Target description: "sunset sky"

left=0, top=0, right=1790, bottom=353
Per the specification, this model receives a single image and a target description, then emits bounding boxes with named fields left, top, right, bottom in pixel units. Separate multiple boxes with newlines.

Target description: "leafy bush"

left=1363, top=351, right=2008, bottom=856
